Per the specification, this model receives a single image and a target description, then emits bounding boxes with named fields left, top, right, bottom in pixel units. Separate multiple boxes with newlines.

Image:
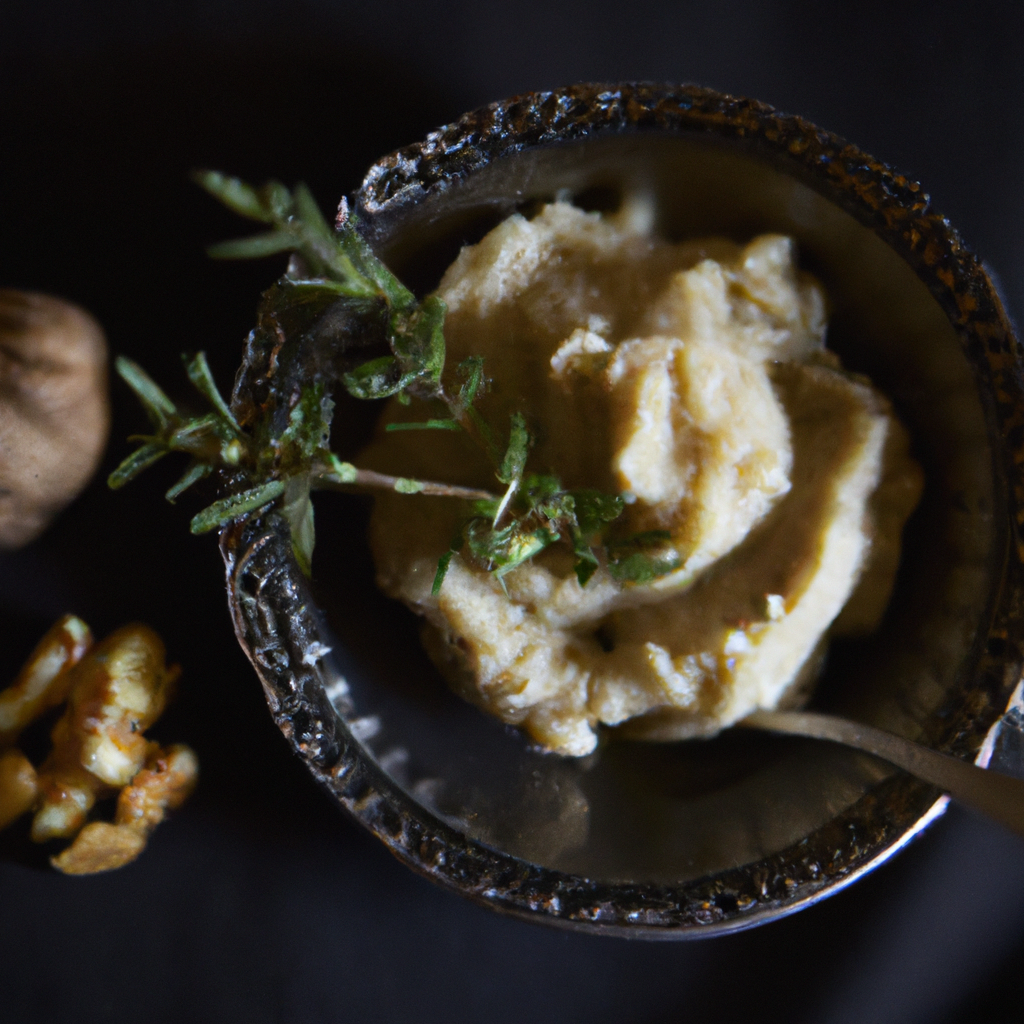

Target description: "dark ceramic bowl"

left=219, top=83, right=1024, bottom=937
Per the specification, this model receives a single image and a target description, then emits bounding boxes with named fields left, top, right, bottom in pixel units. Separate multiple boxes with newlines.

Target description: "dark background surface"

left=1, top=2, right=1023, bottom=1022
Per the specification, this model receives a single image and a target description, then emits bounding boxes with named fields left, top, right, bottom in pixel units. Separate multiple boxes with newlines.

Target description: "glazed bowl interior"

left=306, top=130, right=1003, bottom=886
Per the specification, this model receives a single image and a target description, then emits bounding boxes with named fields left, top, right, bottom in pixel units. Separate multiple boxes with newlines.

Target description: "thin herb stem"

left=314, top=466, right=497, bottom=502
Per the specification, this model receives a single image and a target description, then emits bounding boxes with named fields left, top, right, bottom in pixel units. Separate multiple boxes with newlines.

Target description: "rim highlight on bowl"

left=219, top=83, right=1024, bottom=937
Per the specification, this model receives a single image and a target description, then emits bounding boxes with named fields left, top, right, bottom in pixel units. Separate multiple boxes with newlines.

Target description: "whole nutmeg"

left=0, top=290, right=110, bottom=548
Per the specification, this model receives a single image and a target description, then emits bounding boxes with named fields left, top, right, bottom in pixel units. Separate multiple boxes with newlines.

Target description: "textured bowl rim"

left=220, top=82, right=1024, bottom=938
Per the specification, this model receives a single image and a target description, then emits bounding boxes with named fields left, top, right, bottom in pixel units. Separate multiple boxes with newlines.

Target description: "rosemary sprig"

left=108, top=172, right=678, bottom=592
left=108, top=353, right=242, bottom=504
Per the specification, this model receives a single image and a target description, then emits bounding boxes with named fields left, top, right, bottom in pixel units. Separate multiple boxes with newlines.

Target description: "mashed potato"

left=361, top=200, right=923, bottom=756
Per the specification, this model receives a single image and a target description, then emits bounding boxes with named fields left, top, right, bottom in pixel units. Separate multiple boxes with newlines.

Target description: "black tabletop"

left=1, top=3, right=1023, bottom=1022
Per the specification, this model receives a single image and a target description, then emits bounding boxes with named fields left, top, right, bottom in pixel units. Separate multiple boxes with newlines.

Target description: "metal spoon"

left=742, top=709, right=1024, bottom=839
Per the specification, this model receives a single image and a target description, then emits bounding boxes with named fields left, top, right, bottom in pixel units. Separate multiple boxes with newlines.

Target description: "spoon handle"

left=742, top=709, right=1024, bottom=840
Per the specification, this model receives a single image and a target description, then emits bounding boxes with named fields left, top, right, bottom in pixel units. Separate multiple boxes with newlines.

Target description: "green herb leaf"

left=491, top=413, right=532, bottom=524
left=605, top=529, right=680, bottom=584
left=465, top=518, right=512, bottom=564
left=282, top=475, right=315, bottom=575
left=394, top=478, right=424, bottom=494
left=283, top=277, right=377, bottom=299
left=572, top=490, right=627, bottom=537
left=605, top=530, right=673, bottom=557
left=184, top=352, right=240, bottom=432
left=189, top=479, right=286, bottom=534
left=494, top=527, right=558, bottom=578
left=525, top=475, right=574, bottom=522
left=192, top=170, right=275, bottom=223
left=168, top=413, right=222, bottom=451
left=430, top=527, right=468, bottom=596
left=457, top=356, right=486, bottom=408
left=115, top=356, right=178, bottom=430
left=431, top=550, right=454, bottom=596
left=293, top=183, right=333, bottom=243
left=207, top=231, right=298, bottom=260
left=497, top=412, right=530, bottom=485
left=388, top=294, right=447, bottom=389
left=108, top=442, right=169, bottom=489
left=325, top=455, right=358, bottom=483
left=165, top=462, right=212, bottom=502
left=417, top=294, right=447, bottom=383
left=384, top=419, right=461, bottom=432
left=608, top=551, right=682, bottom=584
left=277, top=383, right=332, bottom=465
left=573, top=549, right=600, bottom=587
left=523, top=473, right=563, bottom=502
left=336, top=219, right=414, bottom=309
left=469, top=497, right=501, bottom=519
left=259, top=180, right=293, bottom=221
left=464, top=517, right=558, bottom=581
left=342, top=356, right=418, bottom=400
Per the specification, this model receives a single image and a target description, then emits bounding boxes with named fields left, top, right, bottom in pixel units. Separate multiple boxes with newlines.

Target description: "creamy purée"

left=362, top=200, right=923, bottom=756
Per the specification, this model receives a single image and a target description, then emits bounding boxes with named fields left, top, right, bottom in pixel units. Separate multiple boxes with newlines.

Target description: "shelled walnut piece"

left=0, top=616, right=197, bottom=874
left=0, top=290, right=110, bottom=548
